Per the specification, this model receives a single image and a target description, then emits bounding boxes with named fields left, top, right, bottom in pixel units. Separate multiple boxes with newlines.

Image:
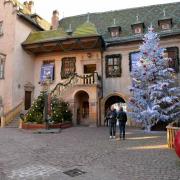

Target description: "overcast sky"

left=19, top=0, right=179, bottom=22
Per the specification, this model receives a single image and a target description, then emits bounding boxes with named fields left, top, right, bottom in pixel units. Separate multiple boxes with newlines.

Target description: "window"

left=161, top=23, right=170, bottom=30
left=108, top=26, right=121, bottom=38
left=111, top=30, right=119, bottom=37
left=0, top=21, right=3, bottom=35
left=158, top=19, right=172, bottom=30
left=165, top=47, right=179, bottom=73
left=61, top=57, right=76, bottom=79
left=134, top=27, right=142, bottom=34
left=129, top=51, right=141, bottom=72
left=84, top=64, right=96, bottom=74
left=105, top=54, right=122, bottom=77
left=40, top=60, right=55, bottom=82
left=0, top=54, right=5, bottom=79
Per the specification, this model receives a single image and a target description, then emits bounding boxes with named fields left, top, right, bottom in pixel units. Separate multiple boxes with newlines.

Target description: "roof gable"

left=73, top=21, right=99, bottom=37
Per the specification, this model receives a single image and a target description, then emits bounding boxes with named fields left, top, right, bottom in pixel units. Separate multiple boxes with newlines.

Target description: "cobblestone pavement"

left=0, top=126, right=179, bottom=180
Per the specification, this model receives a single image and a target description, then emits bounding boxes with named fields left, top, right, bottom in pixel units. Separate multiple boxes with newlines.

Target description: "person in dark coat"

left=104, top=108, right=111, bottom=126
left=117, top=107, right=127, bottom=140
left=108, top=106, right=117, bottom=139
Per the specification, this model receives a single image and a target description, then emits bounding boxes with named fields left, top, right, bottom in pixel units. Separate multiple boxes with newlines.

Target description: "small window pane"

left=106, top=55, right=122, bottom=78
left=0, top=54, right=5, bottom=79
left=114, top=58, right=119, bottom=65
left=108, top=58, right=113, bottom=65
left=61, top=57, right=76, bottom=79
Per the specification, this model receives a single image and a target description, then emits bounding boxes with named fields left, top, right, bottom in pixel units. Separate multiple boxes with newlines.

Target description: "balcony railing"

left=51, top=72, right=100, bottom=97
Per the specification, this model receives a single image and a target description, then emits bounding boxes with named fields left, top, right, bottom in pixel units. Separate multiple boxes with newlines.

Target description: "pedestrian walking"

left=109, top=106, right=117, bottom=139
left=117, top=107, right=127, bottom=140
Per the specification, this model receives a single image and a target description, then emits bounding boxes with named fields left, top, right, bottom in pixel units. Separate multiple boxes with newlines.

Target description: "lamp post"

left=42, top=74, right=52, bottom=130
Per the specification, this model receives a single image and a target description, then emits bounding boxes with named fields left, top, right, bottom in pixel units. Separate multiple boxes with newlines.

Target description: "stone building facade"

left=0, top=0, right=50, bottom=125
left=1, top=1, right=180, bottom=126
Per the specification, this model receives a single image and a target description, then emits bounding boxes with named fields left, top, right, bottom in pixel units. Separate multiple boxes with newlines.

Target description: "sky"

left=19, top=0, right=179, bottom=22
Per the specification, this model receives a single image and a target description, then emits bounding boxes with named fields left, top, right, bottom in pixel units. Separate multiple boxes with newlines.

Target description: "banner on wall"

left=130, top=52, right=141, bottom=72
left=40, top=64, right=54, bottom=82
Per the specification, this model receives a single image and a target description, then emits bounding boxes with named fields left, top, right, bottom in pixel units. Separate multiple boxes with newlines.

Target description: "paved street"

left=0, top=126, right=179, bottom=180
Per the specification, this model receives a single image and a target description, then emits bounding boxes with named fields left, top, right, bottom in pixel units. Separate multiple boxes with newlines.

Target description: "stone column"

left=89, top=100, right=98, bottom=127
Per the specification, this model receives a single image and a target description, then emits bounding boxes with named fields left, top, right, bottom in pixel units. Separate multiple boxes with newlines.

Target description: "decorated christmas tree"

left=25, top=93, right=72, bottom=124
left=51, top=96, right=72, bottom=123
left=128, top=26, right=180, bottom=131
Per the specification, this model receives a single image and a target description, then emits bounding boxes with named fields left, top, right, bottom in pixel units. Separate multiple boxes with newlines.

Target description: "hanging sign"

left=40, top=64, right=54, bottom=82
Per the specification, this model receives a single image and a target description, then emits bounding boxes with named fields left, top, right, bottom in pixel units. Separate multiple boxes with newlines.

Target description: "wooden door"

left=25, top=91, right=31, bottom=110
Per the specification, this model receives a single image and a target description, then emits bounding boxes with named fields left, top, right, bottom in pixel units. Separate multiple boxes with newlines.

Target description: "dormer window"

left=131, top=16, right=144, bottom=35
left=108, top=27, right=121, bottom=38
left=108, top=19, right=121, bottom=38
left=158, top=9, right=172, bottom=30
left=131, top=24, right=144, bottom=34
left=111, top=29, right=120, bottom=37
left=134, top=27, right=142, bottom=34
left=158, top=20, right=172, bottom=30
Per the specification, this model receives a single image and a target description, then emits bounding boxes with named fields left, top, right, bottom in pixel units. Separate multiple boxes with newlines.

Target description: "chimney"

left=28, top=1, right=34, bottom=13
left=23, top=1, right=34, bottom=14
left=23, top=1, right=28, bottom=8
left=51, top=10, right=59, bottom=30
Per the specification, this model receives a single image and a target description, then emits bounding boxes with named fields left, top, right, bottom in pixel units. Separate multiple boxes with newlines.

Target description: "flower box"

left=19, top=120, right=72, bottom=130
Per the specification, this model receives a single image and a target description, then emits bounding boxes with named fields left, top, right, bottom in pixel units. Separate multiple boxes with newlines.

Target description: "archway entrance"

left=104, top=95, right=126, bottom=126
left=105, top=95, right=126, bottom=112
left=75, top=90, right=89, bottom=125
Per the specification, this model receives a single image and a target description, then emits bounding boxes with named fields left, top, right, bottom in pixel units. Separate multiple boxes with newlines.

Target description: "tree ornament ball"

left=174, top=130, right=180, bottom=158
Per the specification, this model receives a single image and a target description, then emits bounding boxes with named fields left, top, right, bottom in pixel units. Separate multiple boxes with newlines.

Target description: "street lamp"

left=42, top=74, right=52, bottom=130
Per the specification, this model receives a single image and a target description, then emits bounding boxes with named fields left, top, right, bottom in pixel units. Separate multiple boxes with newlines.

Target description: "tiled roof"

left=23, top=28, right=68, bottom=45
left=59, top=2, right=180, bottom=42
left=23, top=21, right=100, bottom=45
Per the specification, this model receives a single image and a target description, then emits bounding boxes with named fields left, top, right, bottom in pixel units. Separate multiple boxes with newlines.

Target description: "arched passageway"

left=74, top=90, right=89, bottom=125
left=105, top=95, right=126, bottom=112
left=104, top=95, right=126, bottom=126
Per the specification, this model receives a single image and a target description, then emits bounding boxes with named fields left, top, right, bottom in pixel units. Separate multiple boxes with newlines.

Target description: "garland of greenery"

left=51, top=72, right=99, bottom=95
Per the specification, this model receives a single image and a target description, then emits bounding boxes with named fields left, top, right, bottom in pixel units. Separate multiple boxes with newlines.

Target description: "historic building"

left=0, top=1, right=179, bottom=127
left=0, top=0, right=50, bottom=126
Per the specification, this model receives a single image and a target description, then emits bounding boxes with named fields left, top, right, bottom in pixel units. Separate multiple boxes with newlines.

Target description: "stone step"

left=6, top=110, right=28, bottom=128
